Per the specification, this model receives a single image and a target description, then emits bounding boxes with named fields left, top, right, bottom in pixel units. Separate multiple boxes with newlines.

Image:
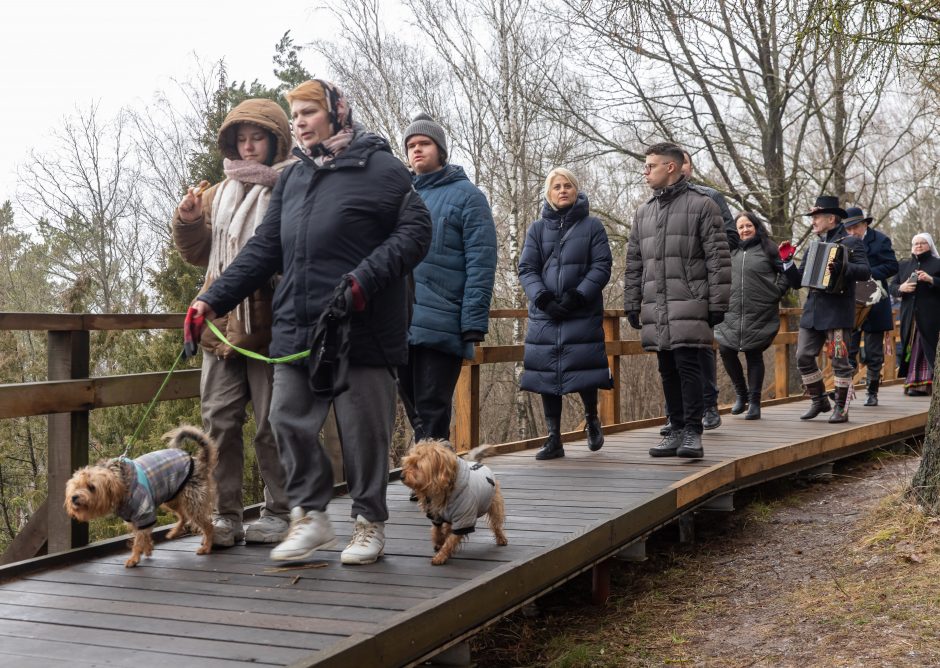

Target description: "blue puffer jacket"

left=519, top=193, right=613, bottom=395
left=410, top=165, right=497, bottom=359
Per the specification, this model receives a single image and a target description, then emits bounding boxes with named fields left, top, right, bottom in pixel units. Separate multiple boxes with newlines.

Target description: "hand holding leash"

left=183, top=303, right=211, bottom=359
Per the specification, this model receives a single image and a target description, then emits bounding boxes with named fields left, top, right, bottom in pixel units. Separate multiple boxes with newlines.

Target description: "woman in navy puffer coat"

left=519, top=168, right=613, bottom=460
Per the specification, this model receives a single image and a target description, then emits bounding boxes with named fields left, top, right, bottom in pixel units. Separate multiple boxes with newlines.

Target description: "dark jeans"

left=541, top=388, right=599, bottom=419
left=699, top=347, right=719, bottom=408
left=718, top=345, right=766, bottom=397
left=849, top=329, right=885, bottom=380
left=657, top=348, right=705, bottom=434
left=398, top=344, right=464, bottom=441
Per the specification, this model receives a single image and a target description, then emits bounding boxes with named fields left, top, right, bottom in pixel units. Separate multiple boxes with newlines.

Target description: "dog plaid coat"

left=115, top=450, right=194, bottom=529
left=428, top=458, right=496, bottom=535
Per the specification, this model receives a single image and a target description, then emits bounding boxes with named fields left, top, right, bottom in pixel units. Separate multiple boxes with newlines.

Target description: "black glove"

left=708, top=311, right=725, bottom=327
left=327, top=279, right=354, bottom=319
left=558, top=288, right=586, bottom=312
left=544, top=300, right=570, bottom=320
left=462, top=330, right=485, bottom=343
left=627, top=311, right=641, bottom=330
left=534, top=292, right=554, bottom=311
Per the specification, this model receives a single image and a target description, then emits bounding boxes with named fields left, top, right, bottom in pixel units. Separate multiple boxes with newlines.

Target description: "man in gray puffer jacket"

left=624, top=142, right=731, bottom=459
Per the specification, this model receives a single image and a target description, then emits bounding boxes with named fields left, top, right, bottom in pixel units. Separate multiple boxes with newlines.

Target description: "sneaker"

left=269, top=507, right=336, bottom=562
left=340, top=515, right=386, bottom=565
left=649, top=429, right=682, bottom=457
left=676, top=428, right=704, bottom=459
left=702, top=406, right=721, bottom=430
left=659, top=418, right=673, bottom=436
left=212, top=517, right=245, bottom=547
left=245, top=515, right=290, bottom=544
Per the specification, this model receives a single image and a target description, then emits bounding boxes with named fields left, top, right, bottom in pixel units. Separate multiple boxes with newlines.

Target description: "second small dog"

left=401, top=439, right=508, bottom=565
left=64, top=426, right=217, bottom=568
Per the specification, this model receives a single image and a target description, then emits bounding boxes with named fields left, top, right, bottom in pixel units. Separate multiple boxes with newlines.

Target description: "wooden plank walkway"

left=0, top=385, right=928, bottom=668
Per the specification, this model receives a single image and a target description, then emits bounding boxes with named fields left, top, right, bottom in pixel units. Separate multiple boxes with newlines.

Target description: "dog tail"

left=163, top=425, right=217, bottom=469
left=464, top=444, right=497, bottom=463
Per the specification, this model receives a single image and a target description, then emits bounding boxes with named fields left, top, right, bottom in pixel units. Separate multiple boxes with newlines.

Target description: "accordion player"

left=801, top=240, right=847, bottom=293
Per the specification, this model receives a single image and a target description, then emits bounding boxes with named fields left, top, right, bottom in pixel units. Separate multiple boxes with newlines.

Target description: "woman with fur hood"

left=172, top=99, right=296, bottom=547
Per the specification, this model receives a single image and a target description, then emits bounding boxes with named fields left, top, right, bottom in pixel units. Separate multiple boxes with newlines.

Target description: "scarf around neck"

left=222, top=158, right=279, bottom=188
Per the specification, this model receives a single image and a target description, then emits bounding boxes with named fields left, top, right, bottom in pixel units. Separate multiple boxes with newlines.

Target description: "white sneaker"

left=245, top=515, right=290, bottom=544
left=212, top=517, right=245, bottom=547
left=269, top=507, right=336, bottom=562
left=340, top=515, right=385, bottom=565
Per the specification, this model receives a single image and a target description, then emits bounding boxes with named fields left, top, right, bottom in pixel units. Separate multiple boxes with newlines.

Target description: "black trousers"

left=849, top=329, right=886, bottom=381
left=398, top=344, right=464, bottom=441
left=699, top=348, right=719, bottom=408
left=718, top=345, right=766, bottom=397
left=657, top=348, right=705, bottom=434
left=541, top=388, right=599, bottom=420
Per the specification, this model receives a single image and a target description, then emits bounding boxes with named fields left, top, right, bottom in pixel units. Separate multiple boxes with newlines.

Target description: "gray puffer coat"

left=714, top=237, right=790, bottom=352
left=519, top=193, right=613, bottom=395
left=624, top=178, right=731, bottom=350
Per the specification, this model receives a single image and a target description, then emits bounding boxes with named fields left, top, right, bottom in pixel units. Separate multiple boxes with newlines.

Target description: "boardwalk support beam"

left=591, top=558, right=612, bottom=605
left=428, top=641, right=472, bottom=666
left=615, top=539, right=647, bottom=562
left=701, top=493, right=734, bottom=512
left=678, top=513, right=695, bottom=544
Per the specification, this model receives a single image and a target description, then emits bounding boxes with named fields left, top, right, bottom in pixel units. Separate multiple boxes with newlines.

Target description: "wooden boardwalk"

left=0, top=385, right=928, bottom=668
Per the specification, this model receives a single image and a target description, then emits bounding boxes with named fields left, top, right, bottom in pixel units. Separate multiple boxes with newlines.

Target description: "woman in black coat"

left=893, top=233, right=940, bottom=395
left=519, top=167, right=613, bottom=460
left=714, top=213, right=791, bottom=419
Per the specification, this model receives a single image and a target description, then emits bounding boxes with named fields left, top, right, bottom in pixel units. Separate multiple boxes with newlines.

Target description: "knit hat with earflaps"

left=403, top=113, right=448, bottom=164
left=218, top=99, right=292, bottom=164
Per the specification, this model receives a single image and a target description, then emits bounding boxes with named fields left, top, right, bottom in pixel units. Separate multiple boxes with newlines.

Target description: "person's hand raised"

left=178, top=180, right=209, bottom=223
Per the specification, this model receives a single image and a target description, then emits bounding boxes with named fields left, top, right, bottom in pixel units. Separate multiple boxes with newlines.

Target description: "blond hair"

left=543, top=167, right=580, bottom=205
left=285, top=80, right=327, bottom=107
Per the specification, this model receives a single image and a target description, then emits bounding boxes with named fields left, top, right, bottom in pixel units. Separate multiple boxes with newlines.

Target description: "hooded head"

left=217, top=99, right=291, bottom=165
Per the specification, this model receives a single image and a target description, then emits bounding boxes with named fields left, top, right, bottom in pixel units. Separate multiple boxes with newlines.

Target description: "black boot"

left=864, top=378, right=879, bottom=407
left=585, top=414, right=604, bottom=451
left=829, top=386, right=850, bottom=423
left=659, top=418, right=673, bottom=436
left=702, top=406, right=722, bottom=430
left=744, top=391, right=761, bottom=420
left=535, top=416, right=565, bottom=460
left=731, top=394, right=748, bottom=415
left=800, top=380, right=832, bottom=420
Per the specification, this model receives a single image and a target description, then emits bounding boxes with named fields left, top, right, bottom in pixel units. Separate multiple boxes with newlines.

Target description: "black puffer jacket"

left=714, top=237, right=790, bottom=352
left=518, top=193, right=613, bottom=395
left=623, top=178, right=731, bottom=350
left=199, top=130, right=432, bottom=366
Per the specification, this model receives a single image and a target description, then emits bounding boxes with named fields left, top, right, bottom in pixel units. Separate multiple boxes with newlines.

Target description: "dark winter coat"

left=714, top=237, right=790, bottom=352
left=688, top=182, right=739, bottom=250
left=410, top=164, right=497, bottom=359
left=623, top=178, right=732, bottom=351
left=893, top=252, right=940, bottom=377
left=518, top=193, right=613, bottom=395
left=858, top=227, right=899, bottom=333
left=199, top=130, right=432, bottom=367
left=784, top=224, right=870, bottom=331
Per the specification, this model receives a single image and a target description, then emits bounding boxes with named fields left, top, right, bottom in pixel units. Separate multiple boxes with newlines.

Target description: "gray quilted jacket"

left=624, top=178, right=731, bottom=350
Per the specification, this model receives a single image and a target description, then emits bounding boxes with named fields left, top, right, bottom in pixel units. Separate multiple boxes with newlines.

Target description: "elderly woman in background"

left=519, top=167, right=613, bottom=460
left=894, top=232, right=940, bottom=396
left=714, top=212, right=792, bottom=419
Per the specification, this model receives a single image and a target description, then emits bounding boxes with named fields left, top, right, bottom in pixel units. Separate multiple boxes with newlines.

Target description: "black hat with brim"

left=842, top=206, right=873, bottom=228
left=802, top=195, right=847, bottom=219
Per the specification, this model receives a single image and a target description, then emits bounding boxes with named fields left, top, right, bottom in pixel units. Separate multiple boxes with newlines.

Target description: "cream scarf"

left=206, top=157, right=290, bottom=332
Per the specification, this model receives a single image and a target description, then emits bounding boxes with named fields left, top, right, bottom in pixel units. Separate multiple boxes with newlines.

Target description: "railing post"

left=600, top=314, right=621, bottom=426
left=774, top=313, right=790, bottom=399
left=451, top=362, right=480, bottom=454
left=47, top=329, right=90, bottom=553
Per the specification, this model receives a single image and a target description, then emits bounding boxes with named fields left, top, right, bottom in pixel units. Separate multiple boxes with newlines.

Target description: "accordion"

left=801, top=241, right=847, bottom=293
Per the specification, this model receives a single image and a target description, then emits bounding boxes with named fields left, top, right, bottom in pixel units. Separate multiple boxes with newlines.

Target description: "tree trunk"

left=909, top=349, right=940, bottom=513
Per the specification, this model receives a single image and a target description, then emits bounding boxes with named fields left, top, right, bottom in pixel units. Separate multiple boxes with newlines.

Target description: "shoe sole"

left=245, top=534, right=287, bottom=544
left=269, top=537, right=337, bottom=562
left=702, top=421, right=721, bottom=430
left=341, top=550, right=384, bottom=565
left=649, top=449, right=678, bottom=457
left=535, top=451, right=565, bottom=460
left=676, top=448, right=704, bottom=459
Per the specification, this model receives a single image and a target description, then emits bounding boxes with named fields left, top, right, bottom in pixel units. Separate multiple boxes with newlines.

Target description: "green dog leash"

left=204, top=320, right=311, bottom=363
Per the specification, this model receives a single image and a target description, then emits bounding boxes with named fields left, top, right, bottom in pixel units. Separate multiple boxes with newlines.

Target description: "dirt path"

left=472, top=450, right=940, bottom=667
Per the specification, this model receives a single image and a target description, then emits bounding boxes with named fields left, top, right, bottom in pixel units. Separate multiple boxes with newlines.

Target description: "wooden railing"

left=0, top=308, right=898, bottom=564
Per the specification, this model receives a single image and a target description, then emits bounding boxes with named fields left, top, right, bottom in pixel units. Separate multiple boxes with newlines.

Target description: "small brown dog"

left=64, top=426, right=217, bottom=568
left=401, top=439, right=508, bottom=565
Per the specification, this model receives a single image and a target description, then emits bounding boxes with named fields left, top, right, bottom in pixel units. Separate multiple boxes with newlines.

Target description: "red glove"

left=778, top=240, right=796, bottom=263
left=183, top=305, right=206, bottom=359
left=348, top=275, right=366, bottom=312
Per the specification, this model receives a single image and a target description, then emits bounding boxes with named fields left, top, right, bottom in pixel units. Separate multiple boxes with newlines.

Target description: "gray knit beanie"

left=403, top=113, right=448, bottom=164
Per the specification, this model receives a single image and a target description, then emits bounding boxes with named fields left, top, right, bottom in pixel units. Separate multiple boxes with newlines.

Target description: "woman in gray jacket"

left=714, top=212, right=792, bottom=419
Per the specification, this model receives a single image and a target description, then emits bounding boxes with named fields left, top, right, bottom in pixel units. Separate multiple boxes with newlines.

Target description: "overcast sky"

left=0, top=0, right=384, bottom=209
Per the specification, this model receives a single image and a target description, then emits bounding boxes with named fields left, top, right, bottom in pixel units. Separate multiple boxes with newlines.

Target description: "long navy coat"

left=519, top=193, right=613, bottom=395
left=859, top=227, right=899, bottom=333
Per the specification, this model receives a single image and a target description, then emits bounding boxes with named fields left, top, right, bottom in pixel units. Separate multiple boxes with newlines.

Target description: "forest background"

left=1, top=0, right=939, bottom=552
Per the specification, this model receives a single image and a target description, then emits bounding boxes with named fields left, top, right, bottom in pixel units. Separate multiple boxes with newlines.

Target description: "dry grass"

left=471, top=452, right=940, bottom=667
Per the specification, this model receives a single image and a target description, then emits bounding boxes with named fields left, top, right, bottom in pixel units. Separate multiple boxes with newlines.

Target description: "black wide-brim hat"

left=802, top=195, right=847, bottom=219
left=842, top=206, right=873, bottom=228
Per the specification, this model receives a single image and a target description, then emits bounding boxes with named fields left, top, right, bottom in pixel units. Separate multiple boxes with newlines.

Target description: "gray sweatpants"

left=270, top=363, right=396, bottom=523
left=200, top=353, right=288, bottom=522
